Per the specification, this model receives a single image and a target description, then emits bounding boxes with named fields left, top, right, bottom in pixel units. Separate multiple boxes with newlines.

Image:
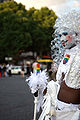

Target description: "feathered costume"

left=26, top=69, right=48, bottom=112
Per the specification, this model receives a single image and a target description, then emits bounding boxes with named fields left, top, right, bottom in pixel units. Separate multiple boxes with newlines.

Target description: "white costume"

left=56, top=45, right=80, bottom=89
left=38, top=80, right=60, bottom=120
left=53, top=10, right=80, bottom=120
left=55, top=45, right=80, bottom=120
left=38, top=10, right=80, bottom=120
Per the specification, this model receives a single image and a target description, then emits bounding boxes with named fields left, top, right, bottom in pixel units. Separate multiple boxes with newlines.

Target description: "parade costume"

left=55, top=45, right=80, bottom=120
left=38, top=10, right=80, bottom=120
left=38, top=80, right=60, bottom=120
left=52, top=10, right=80, bottom=120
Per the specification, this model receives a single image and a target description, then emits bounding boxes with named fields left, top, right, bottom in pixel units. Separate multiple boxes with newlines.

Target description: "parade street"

left=0, top=75, right=34, bottom=120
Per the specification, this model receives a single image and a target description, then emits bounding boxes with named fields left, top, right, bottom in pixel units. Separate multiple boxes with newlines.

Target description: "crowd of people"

left=0, top=63, right=12, bottom=77
left=0, top=61, right=51, bottom=79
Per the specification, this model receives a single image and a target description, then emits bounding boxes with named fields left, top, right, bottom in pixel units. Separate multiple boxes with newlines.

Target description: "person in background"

left=3, top=64, right=7, bottom=77
left=21, top=65, right=25, bottom=78
left=32, top=60, right=39, bottom=73
left=0, top=64, right=2, bottom=78
left=8, top=64, right=12, bottom=77
left=26, top=63, right=30, bottom=76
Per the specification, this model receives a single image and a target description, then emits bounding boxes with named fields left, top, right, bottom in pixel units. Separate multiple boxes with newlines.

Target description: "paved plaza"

left=0, top=75, right=34, bottom=120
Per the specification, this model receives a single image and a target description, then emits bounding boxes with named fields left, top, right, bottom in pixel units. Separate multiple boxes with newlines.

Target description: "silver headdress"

left=51, top=10, right=80, bottom=70
left=54, top=10, right=80, bottom=45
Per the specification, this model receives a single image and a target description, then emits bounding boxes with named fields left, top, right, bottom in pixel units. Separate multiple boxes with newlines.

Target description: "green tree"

left=29, top=7, right=57, bottom=56
left=0, top=1, right=32, bottom=61
left=0, top=1, right=57, bottom=62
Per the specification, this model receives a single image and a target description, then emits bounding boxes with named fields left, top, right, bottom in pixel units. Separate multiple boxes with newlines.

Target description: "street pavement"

left=0, top=75, right=34, bottom=120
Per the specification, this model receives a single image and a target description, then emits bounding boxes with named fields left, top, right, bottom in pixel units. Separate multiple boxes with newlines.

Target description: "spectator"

left=8, top=64, right=12, bottom=77
left=0, top=64, right=2, bottom=78
left=32, top=60, right=38, bottom=73
left=3, top=64, right=6, bottom=77
left=21, top=65, right=25, bottom=78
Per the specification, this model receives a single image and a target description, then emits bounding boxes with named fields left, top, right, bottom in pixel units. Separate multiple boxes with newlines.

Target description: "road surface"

left=0, top=75, right=35, bottom=120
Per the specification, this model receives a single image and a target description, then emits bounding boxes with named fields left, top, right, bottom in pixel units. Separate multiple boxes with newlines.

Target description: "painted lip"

left=62, top=42, right=65, bottom=46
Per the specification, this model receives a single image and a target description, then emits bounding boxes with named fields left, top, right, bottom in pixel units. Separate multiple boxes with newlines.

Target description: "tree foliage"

left=0, top=1, right=57, bottom=61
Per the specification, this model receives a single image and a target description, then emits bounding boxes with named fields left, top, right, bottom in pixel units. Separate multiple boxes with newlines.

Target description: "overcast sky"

left=15, top=0, right=80, bottom=16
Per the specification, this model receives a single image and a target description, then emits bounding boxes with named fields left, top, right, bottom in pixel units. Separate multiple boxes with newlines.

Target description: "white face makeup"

left=60, top=32, right=77, bottom=49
